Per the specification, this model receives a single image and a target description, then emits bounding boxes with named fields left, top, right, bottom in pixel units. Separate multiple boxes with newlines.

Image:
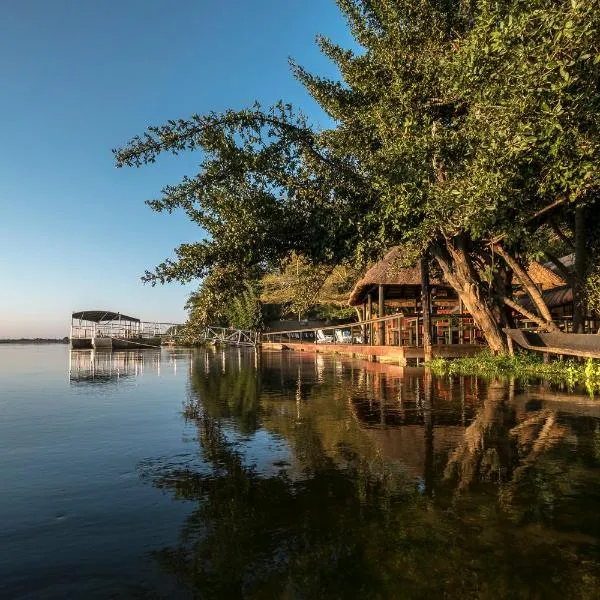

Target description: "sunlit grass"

left=428, top=350, right=600, bottom=396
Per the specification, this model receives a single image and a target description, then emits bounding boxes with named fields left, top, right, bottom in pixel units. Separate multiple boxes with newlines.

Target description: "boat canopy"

left=71, top=310, right=140, bottom=323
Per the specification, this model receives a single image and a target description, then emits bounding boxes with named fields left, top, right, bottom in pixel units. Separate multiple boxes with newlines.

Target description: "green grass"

left=428, top=350, right=600, bottom=395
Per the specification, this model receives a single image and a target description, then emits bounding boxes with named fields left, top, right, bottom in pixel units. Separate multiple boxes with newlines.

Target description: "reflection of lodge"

left=253, top=350, right=480, bottom=485
left=69, top=349, right=163, bottom=383
left=348, top=370, right=480, bottom=481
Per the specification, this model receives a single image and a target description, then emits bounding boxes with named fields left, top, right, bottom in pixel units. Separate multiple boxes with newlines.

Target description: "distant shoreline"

left=0, top=338, right=69, bottom=344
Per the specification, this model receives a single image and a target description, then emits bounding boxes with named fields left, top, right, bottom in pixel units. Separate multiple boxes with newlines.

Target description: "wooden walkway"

left=262, top=340, right=482, bottom=366
left=261, top=314, right=484, bottom=365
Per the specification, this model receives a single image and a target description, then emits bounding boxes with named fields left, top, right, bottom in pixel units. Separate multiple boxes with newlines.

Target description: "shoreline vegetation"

left=0, top=338, right=69, bottom=344
left=428, top=350, right=600, bottom=394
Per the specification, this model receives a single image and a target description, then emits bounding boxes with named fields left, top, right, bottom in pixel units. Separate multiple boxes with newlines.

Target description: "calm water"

left=2, top=345, right=600, bottom=599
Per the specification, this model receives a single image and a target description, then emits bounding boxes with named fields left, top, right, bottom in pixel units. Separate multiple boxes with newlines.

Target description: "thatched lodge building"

left=347, top=247, right=576, bottom=343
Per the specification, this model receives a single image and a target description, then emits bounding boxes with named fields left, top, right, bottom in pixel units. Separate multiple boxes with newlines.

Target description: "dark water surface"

left=2, top=345, right=600, bottom=599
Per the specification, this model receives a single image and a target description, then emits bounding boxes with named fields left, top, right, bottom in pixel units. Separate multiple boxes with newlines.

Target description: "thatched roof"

left=518, top=285, right=573, bottom=312
left=348, top=246, right=568, bottom=306
left=526, top=262, right=566, bottom=290
left=348, top=247, right=448, bottom=306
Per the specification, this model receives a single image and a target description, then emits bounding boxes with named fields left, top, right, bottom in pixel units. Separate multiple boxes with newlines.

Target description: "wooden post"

left=458, top=299, right=464, bottom=344
left=367, top=292, right=373, bottom=345
left=378, top=284, right=385, bottom=346
left=361, top=303, right=367, bottom=345
left=420, top=256, right=432, bottom=362
left=397, top=315, right=402, bottom=346
left=415, top=315, right=420, bottom=347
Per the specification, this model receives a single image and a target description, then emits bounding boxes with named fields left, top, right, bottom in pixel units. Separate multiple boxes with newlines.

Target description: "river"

left=1, top=344, right=600, bottom=598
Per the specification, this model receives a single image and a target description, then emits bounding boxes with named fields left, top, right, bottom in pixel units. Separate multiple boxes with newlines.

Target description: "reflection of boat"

left=69, top=349, right=161, bottom=383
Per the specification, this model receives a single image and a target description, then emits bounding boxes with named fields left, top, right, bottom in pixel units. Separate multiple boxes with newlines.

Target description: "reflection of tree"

left=147, top=413, right=418, bottom=598
left=443, top=378, right=600, bottom=531
left=186, top=350, right=262, bottom=435
left=142, top=351, right=600, bottom=598
left=444, top=380, right=519, bottom=491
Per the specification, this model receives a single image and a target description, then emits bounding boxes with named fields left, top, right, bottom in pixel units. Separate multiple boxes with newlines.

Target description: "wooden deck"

left=262, top=341, right=483, bottom=366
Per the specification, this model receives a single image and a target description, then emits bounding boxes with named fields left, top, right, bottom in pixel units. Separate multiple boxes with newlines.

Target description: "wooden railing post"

left=378, top=285, right=385, bottom=345
left=416, top=316, right=420, bottom=347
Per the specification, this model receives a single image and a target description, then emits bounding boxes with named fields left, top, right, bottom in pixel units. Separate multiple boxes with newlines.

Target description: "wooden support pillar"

left=378, top=284, right=385, bottom=346
left=397, top=315, right=403, bottom=346
left=421, top=256, right=432, bottom=362
left=458, top=299, right=464, bottom=344
left=361, top=302, right=367, bottom=344
left=367, top=292, right=373, bottom=344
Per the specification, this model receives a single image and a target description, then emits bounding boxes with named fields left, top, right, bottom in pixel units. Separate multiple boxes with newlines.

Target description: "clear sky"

left=0, top=0, right=353, bottom=337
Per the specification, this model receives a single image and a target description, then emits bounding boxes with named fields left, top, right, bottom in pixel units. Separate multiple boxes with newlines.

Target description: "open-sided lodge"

left=262, top=247, right=597, bottom=362
left=345, top=247, right=596, bottom=340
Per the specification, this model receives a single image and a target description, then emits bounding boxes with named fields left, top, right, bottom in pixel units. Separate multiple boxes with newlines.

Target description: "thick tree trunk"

left=573, top=205, right=587, bottom=333
left=431, top=238, right=508, bottom=354
left=492, top=261, right=514, bottom=329
left=494, top=244, right=558, bottom=332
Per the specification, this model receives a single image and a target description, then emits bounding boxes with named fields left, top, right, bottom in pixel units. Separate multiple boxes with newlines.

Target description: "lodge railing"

left=261, top=313, right=484, bottom=348
left=71, top=322, right=183, bottom=339
left=516, top=316, right=600, bottom=334
left=199, top=326, right=260, bottom=347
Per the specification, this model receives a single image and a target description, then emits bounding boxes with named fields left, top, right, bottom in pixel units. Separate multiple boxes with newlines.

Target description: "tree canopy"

left=114, top=0, right=600, bottom=350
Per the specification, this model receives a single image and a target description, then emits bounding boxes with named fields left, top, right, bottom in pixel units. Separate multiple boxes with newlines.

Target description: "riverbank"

left=429, top=350, right=600, bottom=393
left=0, top=338, right=69, bottom=344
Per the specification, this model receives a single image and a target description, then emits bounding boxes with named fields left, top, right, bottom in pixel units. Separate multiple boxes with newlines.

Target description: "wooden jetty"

left=262, top=314, right=484, bottom=366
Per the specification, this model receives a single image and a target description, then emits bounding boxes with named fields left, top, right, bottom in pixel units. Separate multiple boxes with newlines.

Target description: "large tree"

left=114, top=0, right=600, bottom=351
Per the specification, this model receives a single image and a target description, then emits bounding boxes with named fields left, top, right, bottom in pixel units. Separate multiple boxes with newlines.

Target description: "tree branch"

left=501, top=296, right=553, bottom=329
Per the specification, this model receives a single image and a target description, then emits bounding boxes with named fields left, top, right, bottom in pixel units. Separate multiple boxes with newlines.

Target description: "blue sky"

left=0, top=0, right=353, bottom=337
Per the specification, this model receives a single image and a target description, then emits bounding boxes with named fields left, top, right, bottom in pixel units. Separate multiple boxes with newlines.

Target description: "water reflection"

left=141, top=349, right=600, bottom=598
left=68, top=349, right=183, bottom=384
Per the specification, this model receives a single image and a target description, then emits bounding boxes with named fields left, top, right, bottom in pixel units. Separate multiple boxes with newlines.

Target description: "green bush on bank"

left=428, top=350, right=600, bottom=394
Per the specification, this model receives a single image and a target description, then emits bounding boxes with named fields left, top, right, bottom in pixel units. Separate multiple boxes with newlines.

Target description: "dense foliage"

left=114, top=0, right=600, bottom=349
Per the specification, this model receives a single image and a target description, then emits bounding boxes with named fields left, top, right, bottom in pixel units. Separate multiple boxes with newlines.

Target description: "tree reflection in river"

left=140, top=348, right=600, bottom=598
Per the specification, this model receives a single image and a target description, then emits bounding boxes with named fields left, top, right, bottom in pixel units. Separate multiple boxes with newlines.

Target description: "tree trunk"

left=431, top=238, right=508, bottom=354
left=492, top=260, right=514, bottom=329
left=494, top=244, right=558, bottom=332
left=573, top=205, right=587, bottom=333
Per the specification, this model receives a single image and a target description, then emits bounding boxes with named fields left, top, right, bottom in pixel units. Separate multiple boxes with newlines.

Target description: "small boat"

left=505, top=328, right=600, bottom=358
